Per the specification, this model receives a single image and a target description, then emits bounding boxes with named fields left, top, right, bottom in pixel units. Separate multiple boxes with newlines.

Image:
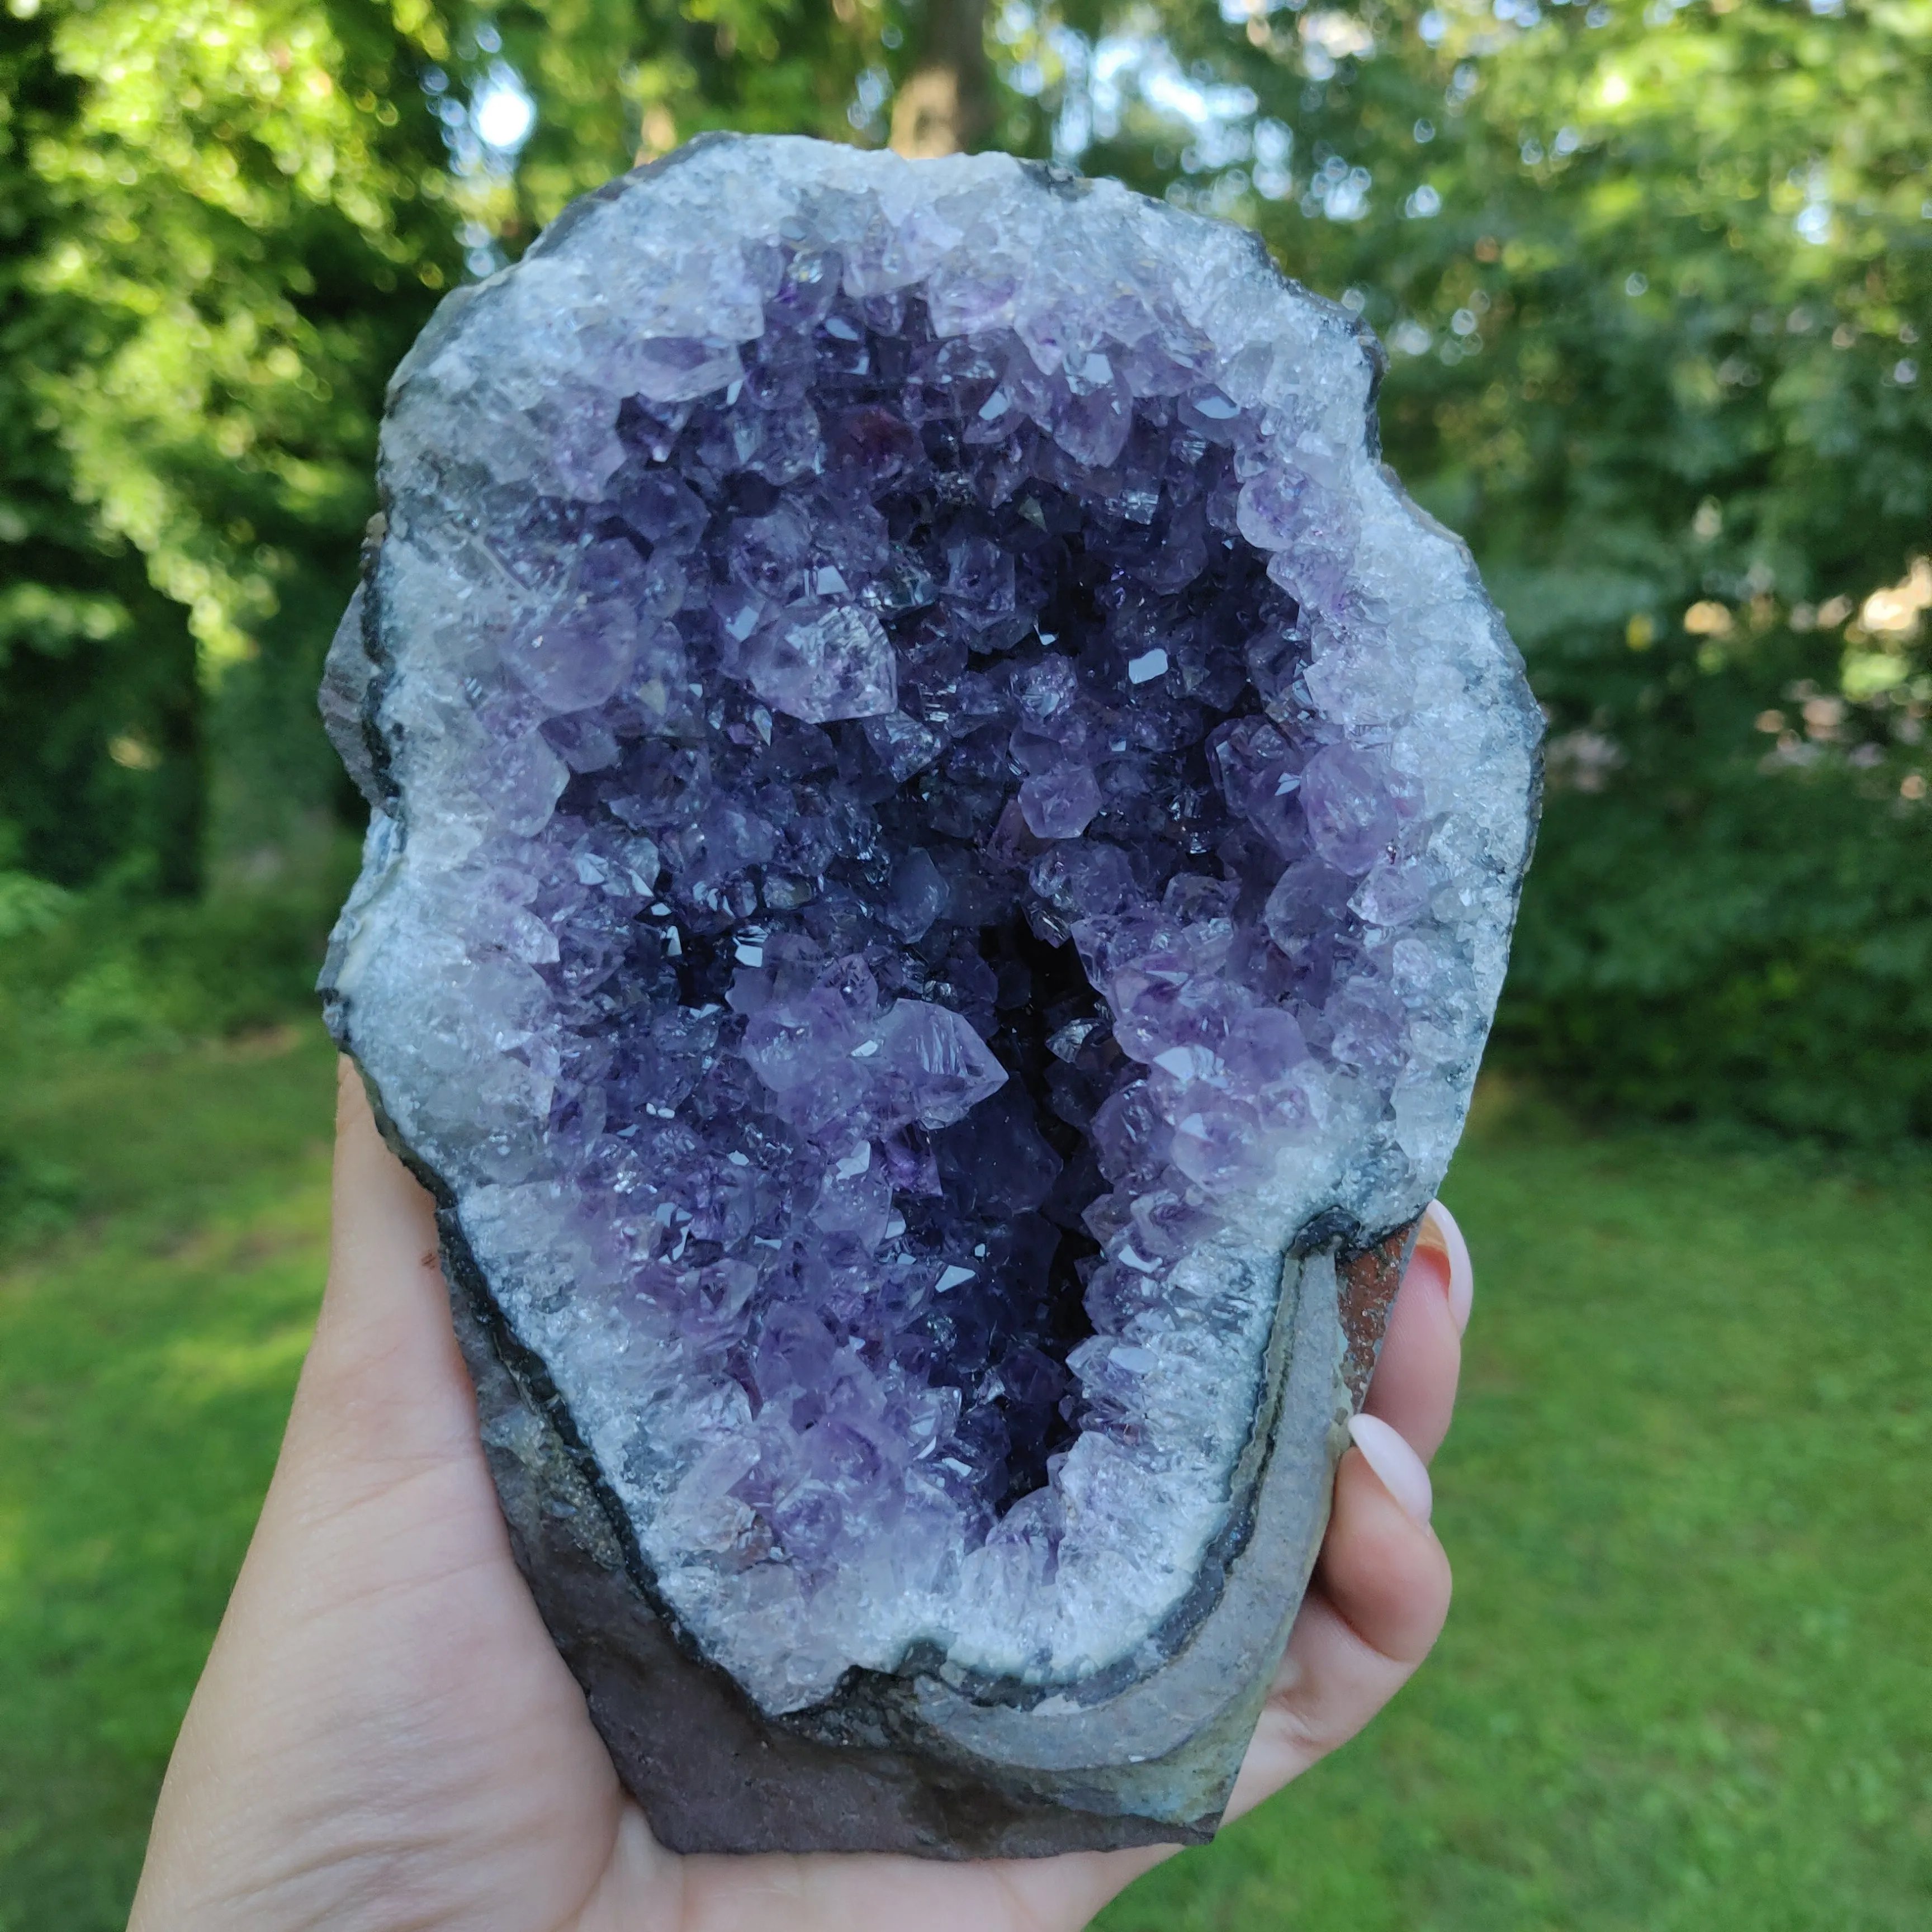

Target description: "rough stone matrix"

left=319, top=132, right=1542, bottom=1857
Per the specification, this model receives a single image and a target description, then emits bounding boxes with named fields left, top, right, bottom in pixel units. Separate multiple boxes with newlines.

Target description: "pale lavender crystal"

left=320, top=136, right=1541, bottom=1734
left=742, top=604, right=897, bottom=724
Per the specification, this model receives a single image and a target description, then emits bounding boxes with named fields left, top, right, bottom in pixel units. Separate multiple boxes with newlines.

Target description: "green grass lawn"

left=0, top=1027, right=340, bottom=1931
left=1, top=1030, right=1926, bottom=1929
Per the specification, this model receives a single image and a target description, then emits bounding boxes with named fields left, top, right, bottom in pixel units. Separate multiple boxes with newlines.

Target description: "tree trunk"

left=889, top=0, right=992, bottom=157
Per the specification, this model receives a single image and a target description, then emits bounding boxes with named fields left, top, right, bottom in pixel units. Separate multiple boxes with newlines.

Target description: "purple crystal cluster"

left=323, top=137, right=1540, bottom=1717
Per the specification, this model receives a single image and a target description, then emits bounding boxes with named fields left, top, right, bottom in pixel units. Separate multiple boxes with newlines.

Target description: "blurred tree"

left=487, top=0, right=886, bottom=228
left=978, top=0, right=1932, bottom=1134
left=891, top=0, right=992, bottom=155
left=2, top=1, right=893, bottom=894
left=1, top=4, right=202, bottom=892
left=5, top=0, right=1927, bottom=1129
left=3, top=0, right=466, bottom=888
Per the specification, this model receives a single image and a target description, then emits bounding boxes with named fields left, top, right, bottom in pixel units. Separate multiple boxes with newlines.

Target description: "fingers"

left=1347, top=1413, right=1432, bottom=1523
left=1317, top=1436, right=1451, bottom=1654
left=282, top=1061, right=480, bottom=1493
left=1224, top=1438, right=1452, bottom=1820
left=1362, top=1198, right=1471, bottom=1464
left=1422, top=1199, right=1474, bottom=1332
left=1221, top=1201, right=1467, bottom=1822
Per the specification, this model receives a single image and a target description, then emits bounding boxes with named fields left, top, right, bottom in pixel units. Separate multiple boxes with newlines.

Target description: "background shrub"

left=3, top=0, right=1927, bottom=1139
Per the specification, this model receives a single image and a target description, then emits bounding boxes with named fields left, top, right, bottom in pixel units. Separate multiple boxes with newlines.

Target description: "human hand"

left=129, top=1060, right=1469, bottom=1932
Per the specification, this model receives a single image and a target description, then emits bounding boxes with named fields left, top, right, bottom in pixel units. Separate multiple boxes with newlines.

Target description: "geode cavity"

left=320, top=134, right=1541, bottom=1857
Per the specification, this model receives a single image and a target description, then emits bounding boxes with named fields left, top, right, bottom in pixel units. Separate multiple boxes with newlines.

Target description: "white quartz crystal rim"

left=324, top=135, right=1540, bottom=1713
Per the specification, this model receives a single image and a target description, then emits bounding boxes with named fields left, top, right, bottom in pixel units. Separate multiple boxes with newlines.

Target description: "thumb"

left=281, top=1061, right=481, bottom=1501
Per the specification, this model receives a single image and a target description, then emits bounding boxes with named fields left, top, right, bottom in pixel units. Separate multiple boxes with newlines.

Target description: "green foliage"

left=1503, top=760, right=1932, bottom=1137
left=0, top=1142, right=80, bottom=1247
left=986, top=0, right=1932, bottom=1137
left=0, top=0, right=904, bottom=889
left=24, top=0, right=461, bottom=664
left=1, top=0, right=465, bottom=889
left=4, top=0, right=1929, bottom=1133
left=2, top=1050, right=1926, bottom=1925
left=492, top=0, right=891, bottom=226
left=0, top=4, right=205, bottom=891
left=0, top=869, right=74, bottom=939
left=0, top=840, right=358, bottom=1062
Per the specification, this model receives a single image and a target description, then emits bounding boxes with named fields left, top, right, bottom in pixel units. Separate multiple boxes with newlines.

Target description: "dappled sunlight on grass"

left=0, top=1033, right=1925, bottom=1930
left=156, top=1319, right=316, bottom=1407
left=0, top=1031, right=337, bottom=1931
left=1100, top=1102, right=1931, bottom=1932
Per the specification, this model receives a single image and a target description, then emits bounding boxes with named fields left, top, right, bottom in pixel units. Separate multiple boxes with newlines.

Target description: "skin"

left=129, top=1060, right=1465, bottom=1932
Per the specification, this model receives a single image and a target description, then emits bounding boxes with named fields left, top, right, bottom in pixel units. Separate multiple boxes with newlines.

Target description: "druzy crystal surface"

left=321, top=134, right=1540, bottom=1851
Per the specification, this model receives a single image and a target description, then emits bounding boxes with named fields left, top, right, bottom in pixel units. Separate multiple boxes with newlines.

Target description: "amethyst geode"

left=320, top=134, right=1540, bottom=1856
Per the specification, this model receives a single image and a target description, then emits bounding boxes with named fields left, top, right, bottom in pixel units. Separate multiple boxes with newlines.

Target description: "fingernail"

left=1419, top=1199, right=1474, bottom=1336
left=1348, top=1412, right=1433, bottom=1526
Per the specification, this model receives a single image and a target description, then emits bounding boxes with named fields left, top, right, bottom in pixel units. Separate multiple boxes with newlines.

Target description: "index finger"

left=1362, top=1199, right=1471, bottom=1464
